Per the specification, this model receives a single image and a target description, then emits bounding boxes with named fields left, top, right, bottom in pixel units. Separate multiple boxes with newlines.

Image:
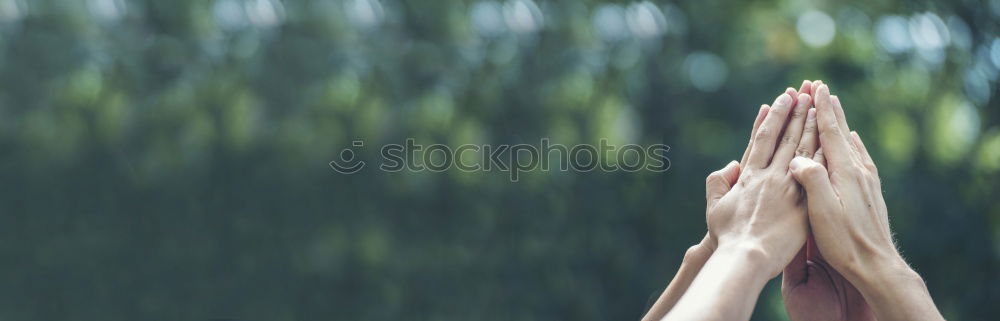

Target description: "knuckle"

left=706, top=172, right=723, bottom=185
left=790, top=109, right=805, bottom=119
left=754, top=127, right=772, bottom=141
left=826, top=125, right=844, bottom=136
left=780, top=134, right=796, bottom=145
left=795, top=147, right=812, bottom=157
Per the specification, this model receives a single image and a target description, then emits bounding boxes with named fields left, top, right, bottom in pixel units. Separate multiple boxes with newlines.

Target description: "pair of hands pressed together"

left=642, top=81, right=945, bottom=321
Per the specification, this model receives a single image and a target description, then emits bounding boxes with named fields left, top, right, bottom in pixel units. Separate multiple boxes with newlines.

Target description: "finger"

left=851, top=131, right=878, bottom=175
left=798, top=80, right=812, bottom=96
left=706, top=160, right=740, bottom=207
left=814, top=85, right=854, bottom=166
left=785, top=87, right=799, bottom=106
left=747, top=93, right=794, bottom=168
left=831, top=95, right=853, bottom=144
left=740, top=105, right=770, bottom=165
left=772, top=93, right=813, bottom=169
left=813, top=147, right=826, bottom=167
left=794, top=108, right=818, bottom=159
left=810, top=80, right=822, bottom=98
left=789, top=156, right=840, bottom=227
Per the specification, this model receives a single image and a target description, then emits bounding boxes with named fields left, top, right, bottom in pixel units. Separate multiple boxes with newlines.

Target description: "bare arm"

left=665, top=243, right=774, bottom=321
left=665, top=89, right=813, bottom=321
left=788, top=84, right=944, bottom=321
left=851, top=253, right=942, bottom=321
left=642, top=100, right=776, bottom=321
left=641, top=235, right=714, bottom=321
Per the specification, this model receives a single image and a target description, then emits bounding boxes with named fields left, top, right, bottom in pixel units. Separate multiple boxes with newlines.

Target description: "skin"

left=640, top=103, right=768, bottom=321
left=780, top=81, right=876, bottom=321
left=643, top=81, right=945, bottom=321
left=788, top=84, right=945, bottom=321
left=662, top=86, right=813, bottom=321
left=642, top=82, right=808, bottom=321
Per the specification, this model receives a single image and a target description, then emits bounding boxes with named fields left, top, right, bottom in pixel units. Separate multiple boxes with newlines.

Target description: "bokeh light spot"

left=245, top=0, right=285, bottom=28
left=593, top=4, right=628, bottom=43
left=797, top=10, right=836, bottom=47
left=87, top=0, right=126, bottom=22
left=625, top=1, right=667, bottom=39
left=875, top=15, right=911, bottom=54
left=0, top=0, right=25, bottom=23
left=471, top=1, right=506, bottom=38
left=347, top=0, right=385, bottom=30
left=503, top=0, right=543, bottom=34
left=684, top=52, right=728, bottom=92
left=929, top=97, right=980, bottom=165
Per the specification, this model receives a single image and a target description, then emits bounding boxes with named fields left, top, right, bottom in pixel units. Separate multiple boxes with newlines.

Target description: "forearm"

left=642, top=240, right=714, bottom=321
left=664, top=243, right=773, bottom=321
left=850, top=256, right=945, bottom=321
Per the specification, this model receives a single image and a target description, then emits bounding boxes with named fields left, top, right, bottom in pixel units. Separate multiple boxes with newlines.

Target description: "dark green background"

left=0, top=0, right=996, bottom=320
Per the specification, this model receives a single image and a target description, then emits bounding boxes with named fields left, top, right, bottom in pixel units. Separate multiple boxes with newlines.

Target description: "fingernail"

left=777, top=93, right=792, bottom=105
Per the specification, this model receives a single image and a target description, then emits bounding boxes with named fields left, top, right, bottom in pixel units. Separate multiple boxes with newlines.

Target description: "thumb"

left=789, top=156, right=839, bottom=216
left=706, top=160, right=740, bottom=207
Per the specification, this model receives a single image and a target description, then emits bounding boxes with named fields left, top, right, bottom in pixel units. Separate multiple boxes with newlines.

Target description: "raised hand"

left=642, top=93, right=774, bottom=321
left=706, top=87, right=813, bottom=278
left=664, top=87, right=813, bottom=321
left=780, top=81, right=876, bottom=321
left=787, top=84, right=945, bottom=321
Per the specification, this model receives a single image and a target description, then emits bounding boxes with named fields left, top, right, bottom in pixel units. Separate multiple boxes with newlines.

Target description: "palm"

left=782, top=237, right=875, bottom=321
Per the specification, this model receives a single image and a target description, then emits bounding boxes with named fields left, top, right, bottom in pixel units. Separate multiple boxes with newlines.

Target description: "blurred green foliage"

left=0, top=0, right=997, bottom=320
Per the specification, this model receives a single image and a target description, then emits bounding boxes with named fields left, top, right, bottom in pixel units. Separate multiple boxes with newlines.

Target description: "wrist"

left=853, top=254, right=921, bottom=292
left=848, top=255, right=943, bottom=320
left=850, top=253, right=928, bottom=303
left=665, top=241, right=773, bottom=320
left=713, top=240, right=776, bottom=281
left=842, top=247, right=911, bottom=289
